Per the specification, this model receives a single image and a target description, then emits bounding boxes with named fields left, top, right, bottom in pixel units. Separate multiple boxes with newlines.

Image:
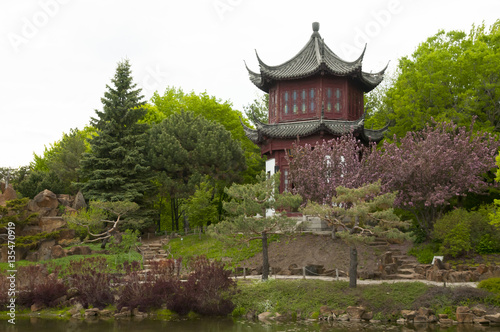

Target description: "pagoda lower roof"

left=242, top=116, right=387, bottom=145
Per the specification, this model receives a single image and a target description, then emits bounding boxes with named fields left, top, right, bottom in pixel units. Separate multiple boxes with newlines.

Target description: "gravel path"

left=236, top=275, right=478, bottom=288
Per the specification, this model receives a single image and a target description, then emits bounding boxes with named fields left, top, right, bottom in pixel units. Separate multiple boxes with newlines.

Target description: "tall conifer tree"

left=80, top=60, right=151, bottom=203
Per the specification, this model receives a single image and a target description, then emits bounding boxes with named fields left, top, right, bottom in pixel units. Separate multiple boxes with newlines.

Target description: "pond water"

left=2, top=317, right=498, bottom=332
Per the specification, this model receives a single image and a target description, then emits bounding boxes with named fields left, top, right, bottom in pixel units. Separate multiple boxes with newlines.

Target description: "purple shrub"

left=16, top=265, right=67, bottom=308
left=185, top=255, right=237, bottom=316
left=67, top=257, right=114, bottom=309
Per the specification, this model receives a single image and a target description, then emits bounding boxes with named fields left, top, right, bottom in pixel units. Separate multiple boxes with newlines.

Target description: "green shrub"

left=433, top=208, right=497, bottom=257
left=408, top=243, right=441, bottom=264
left=478, top=278, right=500, bottom=296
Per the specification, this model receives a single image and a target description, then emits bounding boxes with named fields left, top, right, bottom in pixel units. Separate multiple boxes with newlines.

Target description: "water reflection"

left=3, top=317, right=498, bottom=332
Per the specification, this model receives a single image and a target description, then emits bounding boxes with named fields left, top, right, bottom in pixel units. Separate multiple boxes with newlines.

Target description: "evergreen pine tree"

left=79, top=60, right=151, bottom=204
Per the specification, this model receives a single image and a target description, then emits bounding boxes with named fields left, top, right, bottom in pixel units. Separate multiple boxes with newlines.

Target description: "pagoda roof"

left=246, top=22, right=387, bottom=93
left=242, top=115, right=388, bottom=145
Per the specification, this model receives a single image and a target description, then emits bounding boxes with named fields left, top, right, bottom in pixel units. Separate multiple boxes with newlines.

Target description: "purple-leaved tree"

left=368, top=121, right=500, bottom=236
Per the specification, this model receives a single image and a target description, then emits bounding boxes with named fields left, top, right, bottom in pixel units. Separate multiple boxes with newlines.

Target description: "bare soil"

left=239, top=233, right=410, bottom=275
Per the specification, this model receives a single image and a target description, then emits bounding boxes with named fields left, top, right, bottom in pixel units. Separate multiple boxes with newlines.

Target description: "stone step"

left=397, top=268, right=415, bottom=275
left=400, top=263, right=418, bottom=269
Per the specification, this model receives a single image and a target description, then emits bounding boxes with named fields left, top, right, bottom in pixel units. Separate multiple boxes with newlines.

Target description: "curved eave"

left=362, top=122, right=390, bottom=143
left=240, top=117, right=260, bottom=144
left=360, top=62, right=389, bottom=92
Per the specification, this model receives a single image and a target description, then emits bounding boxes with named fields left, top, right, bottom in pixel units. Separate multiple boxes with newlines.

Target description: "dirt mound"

left=240, top=233, right=409, bottom=276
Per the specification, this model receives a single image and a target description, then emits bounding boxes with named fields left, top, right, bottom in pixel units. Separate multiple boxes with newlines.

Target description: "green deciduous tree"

left=144, top=87, right=264, bottom=183
left=243, top=93, right=269, bottom=126
left=369, top=21, right=500, bottom=138
left=148, top=111, right=246, bottom=231
left=208, top=172, right=302, bottom=280
left=79, top=60, right=152, bottom=206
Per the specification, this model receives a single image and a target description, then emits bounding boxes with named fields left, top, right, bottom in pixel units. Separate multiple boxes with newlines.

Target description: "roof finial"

left=312, top=22, right=320, bottom=32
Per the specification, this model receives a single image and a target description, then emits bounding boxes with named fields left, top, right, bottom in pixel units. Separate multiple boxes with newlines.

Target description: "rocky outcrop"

left=0, top=184, right=17, bottom=206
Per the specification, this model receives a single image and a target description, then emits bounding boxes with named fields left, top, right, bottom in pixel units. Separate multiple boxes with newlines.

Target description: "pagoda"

left=242, top=22, right=388, bottom=193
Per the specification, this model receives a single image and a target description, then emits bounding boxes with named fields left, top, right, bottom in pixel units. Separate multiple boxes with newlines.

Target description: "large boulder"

left=0, top=184, right=17, bottom=206
left=40, top=217, right=67, bottom=233
left=72, top=191, right=87, bottom=210
left=28, top=189, right=59, bottom=216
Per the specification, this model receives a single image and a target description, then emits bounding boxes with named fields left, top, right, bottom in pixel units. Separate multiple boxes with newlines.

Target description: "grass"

left=167, top=234, right=280, bottom=269
left=232, top=279, right=430, bottom=320
left=0, top=242, right=142, bottom=274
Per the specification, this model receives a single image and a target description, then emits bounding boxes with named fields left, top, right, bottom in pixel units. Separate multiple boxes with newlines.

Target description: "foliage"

left=433, top=207, right=499, bottom=257
left=208, top=171, right=301, bottom=280
left=288, top=133, right=373, bottom=204
left=148, top=111, right=246, bottom=230
left=408, top=242, right=442, bottom=264
left=109, top=229, right=140, bottom=255
left=64, top=201, right=139, bottom=245
left=370, top=21, right=500, bottom=138
left=369, top=121, right=500, bottom=237
left=0, top=166, right=30, bottom=193
left=144, top=87, right=264, bottom=184
left=243, top=93, right=269, bottom=126
left=14, top=231, right=60, bottom=249
left=117, top=260, right=180, bottom=312
left=66, top=257, right=115, bottom=308
left=186, top=180, right=218, bottom=228
left=16, top=265, right=67, bottom=308
left=79, top=60, right=152, bottom=208
left=302, top=181, right=409, bottom=241
left=16, top=170, right=67, bottom=199
left=185, top=255, right=237, bottom=316
left=0, top=198, right=37, bottom=229
left=478, top=278, right=500, bottom=296
left=117, top=256, right=236, bottom=316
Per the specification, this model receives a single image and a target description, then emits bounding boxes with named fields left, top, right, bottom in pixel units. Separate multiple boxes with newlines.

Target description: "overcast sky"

left=1, top=0, right=499, bottom=168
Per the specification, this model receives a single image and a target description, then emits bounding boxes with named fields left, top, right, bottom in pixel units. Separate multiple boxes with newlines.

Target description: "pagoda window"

left=283, top=169, right=289, bottom=192
left=326, top=88, right=333, bottom=112
left=310, top=88, right=315, bottom=112
left=335, top=88, right=342, bottom=112
left=274, top=92, right=278, bottom=117
left=292, top=90, right=298, bottom=114
left=283, top=91, right=289, bottom=114
left=301, top=89, right=306, bottom=113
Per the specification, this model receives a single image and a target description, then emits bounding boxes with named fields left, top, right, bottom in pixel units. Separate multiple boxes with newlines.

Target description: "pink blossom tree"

left=368, top=121, right=500, bottom=236
left=288, top=121, right=500, bottom=238
left=287, top=134, right=375, bottom=204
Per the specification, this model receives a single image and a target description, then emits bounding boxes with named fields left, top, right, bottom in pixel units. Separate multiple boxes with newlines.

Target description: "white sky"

left=1, top=0, right=499, bottom=168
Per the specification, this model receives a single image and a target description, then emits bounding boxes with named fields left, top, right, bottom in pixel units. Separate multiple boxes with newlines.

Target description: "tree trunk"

left=349, top=245, right=358, bottom=288
left=262, top=231, right=269, bottom=281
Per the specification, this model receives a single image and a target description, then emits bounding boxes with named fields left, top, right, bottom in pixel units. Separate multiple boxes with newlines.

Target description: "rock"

left=485, top=313, right=500, bottom=323
left=57, top=194, right=73, bottom=208
left=100, top=309, right=113, bottom=317
left=51, top=245, right=67, bottom=259
left=414, top=315, right=428, bottom=323
left=133, top=308, right=147, bottom=317
left=245, top=310, right=256, bottom=320
left=258, top=312, right=272, bottom=321
left=0, top=185, right=17, bottom=206
left=456, top=312, right=473, bottom=324
left=57, top=228, right=76, bottom=241
left=346, top=306, right=365, bottom=320
left=31, top=302, right=46, bottom=312
left=438, top=314, right=448, bottom=319
left=401, top=310, right=417, bottom=320
left=72, top=191, right=87, bottom=210
left=396, top=318, right=405, bottom=324
left=448, top=271, right=473, bottom=282
left=338, top=314, right=349, bottom=321
left=39, top=217, right=67, bottom=233
left=417, top=307, right=433, bottom=317
left=84, top=308, right=99, bottom=317
left=439, top=318, right=454, bottom=325
left=433, top=258, right=446, bottom=270
left=361, top=311, right=373, bottom=321
left=68, top=246, right=92, bottom=255
left=476, top=264, right=489, bottom=275
left=30, top=189, right=59, bottom=216
left=471, top=305, right=487, bottom=317
left=320, top=306, right=332, bottom=315
left=474, top=317, right=490, bottom=324
left=428, top=315, right=438, bottom=323
left=37, top=239, right=56, bottom=261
